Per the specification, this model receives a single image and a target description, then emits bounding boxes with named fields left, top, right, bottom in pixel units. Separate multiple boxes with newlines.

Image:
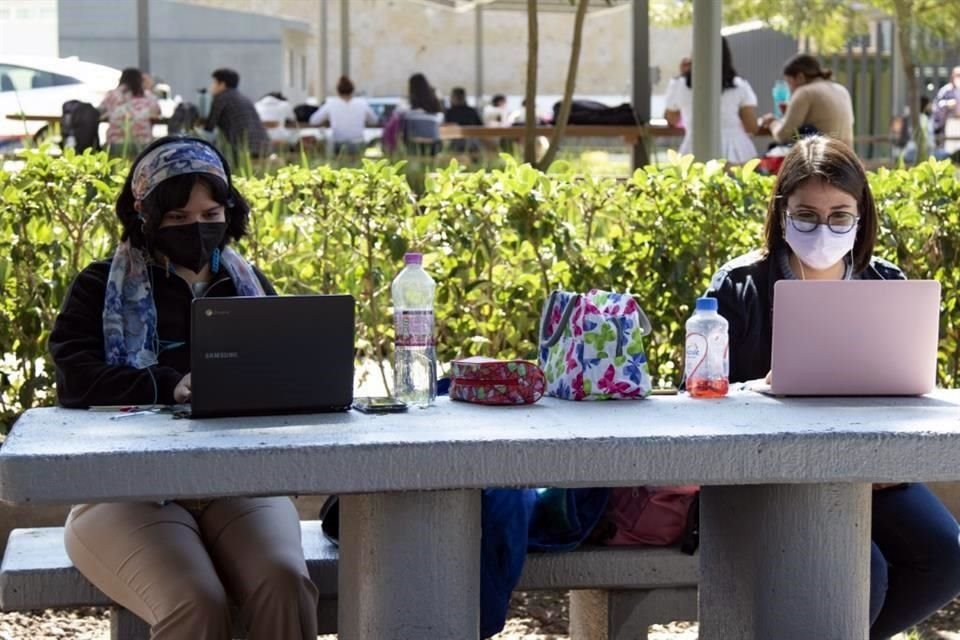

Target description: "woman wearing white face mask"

left=706, top=135, right=960, bottom=639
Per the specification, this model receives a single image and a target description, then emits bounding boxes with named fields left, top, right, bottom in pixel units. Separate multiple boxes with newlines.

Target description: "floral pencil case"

left=449, top=357, right=546, bottom=405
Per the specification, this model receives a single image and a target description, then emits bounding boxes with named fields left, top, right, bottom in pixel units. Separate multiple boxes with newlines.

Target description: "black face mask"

left=151, top=222, right=227, bottom=274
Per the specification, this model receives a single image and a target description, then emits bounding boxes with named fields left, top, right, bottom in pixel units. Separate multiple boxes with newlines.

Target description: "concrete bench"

left=0, top=522, right=698, bottom=640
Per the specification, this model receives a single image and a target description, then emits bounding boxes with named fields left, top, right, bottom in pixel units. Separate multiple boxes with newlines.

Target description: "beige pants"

left=64, top=497, right=319, bottom=640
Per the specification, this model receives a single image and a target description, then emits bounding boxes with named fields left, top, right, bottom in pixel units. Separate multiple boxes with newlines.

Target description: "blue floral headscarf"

left=103, top=138, right=265, bottom=369
left=131, top=138, right=228, bottom=203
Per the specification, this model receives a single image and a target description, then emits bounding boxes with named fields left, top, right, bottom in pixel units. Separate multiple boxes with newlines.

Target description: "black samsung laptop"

left=189, top=295, right=355, bottom=418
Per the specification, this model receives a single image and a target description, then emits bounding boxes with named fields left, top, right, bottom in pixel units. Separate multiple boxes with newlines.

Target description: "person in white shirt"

left=309, top=76, right=377, bottom=156
left=662, top=59, right=691, bottom=129
left=482, top=94, right=509, bottom=127
left=254, top=92, right=298, bottom=148
left=664, top=37, right=759, bottom=164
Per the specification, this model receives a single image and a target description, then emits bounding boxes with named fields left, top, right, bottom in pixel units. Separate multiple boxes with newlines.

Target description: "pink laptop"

left=770, top=280, right=941, bottom=396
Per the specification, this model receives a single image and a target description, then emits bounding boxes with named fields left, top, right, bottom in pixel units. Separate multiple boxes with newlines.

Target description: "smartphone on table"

left=352, top=397, right=408, bottom=414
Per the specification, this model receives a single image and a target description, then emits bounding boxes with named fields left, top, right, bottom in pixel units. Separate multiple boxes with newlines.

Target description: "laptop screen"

left=770, top=280, right=939, bottom=396
left=190, top=295, right=355, bottom=417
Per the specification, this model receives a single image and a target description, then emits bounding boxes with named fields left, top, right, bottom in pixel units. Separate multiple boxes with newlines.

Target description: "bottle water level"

left=394, top=345, right=437, bottom=408
left=687, top=378, right=730, bottom=398
left=392, top=252, right=437, bottom=408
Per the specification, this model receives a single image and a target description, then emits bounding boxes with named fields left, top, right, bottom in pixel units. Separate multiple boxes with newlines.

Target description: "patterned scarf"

left=132, top=138, right=227, bottom=203
left=103, top=242, right=265, bottom=368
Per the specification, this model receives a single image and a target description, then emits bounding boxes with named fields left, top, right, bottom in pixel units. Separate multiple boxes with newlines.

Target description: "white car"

left=0, top=55, right=177, bottom=152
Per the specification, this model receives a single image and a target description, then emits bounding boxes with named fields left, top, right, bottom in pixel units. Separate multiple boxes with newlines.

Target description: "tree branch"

left=523, top=0, right=539, bottom=164
left=538, top=0, right=590, bottom=170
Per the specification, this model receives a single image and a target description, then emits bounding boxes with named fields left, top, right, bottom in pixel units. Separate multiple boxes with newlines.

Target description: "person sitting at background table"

left=98, top=67, right=160, bottom=156
left=48, top=136, right=319, bottom=640
left=204, top=68, right=270, bottom=162
left=254, top=91, right=299, bottom=149
left=664, top=37, right=758, bottom=164
left=761, top=54, right=854, bottom=148
left=387, top=72, right=444, bottom=156
left=933, top=66, right=960, bottom=150
left=309, top=75, right=377, bottom=157
left=445, top=87, right=482, bottom=127
left=444, top=87, right=482, bottom=154
left=483, top=93, right=509, bottom=127
left=706, top=135, right=960, bottom=639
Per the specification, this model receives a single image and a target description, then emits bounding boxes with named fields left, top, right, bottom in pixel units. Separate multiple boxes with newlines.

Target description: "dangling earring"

left=211, top=247, right=221, bottom=274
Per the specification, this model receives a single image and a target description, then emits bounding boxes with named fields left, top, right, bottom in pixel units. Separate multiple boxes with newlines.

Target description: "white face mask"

left=784, top=223, right=857, bottom=271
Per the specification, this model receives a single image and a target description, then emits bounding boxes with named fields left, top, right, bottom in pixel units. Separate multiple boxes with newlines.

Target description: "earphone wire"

left=145, top=258, right=160, bottom=410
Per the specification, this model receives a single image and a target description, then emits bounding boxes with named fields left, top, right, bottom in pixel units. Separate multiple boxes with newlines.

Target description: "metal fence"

left=729, top=20, right=960, bottom=162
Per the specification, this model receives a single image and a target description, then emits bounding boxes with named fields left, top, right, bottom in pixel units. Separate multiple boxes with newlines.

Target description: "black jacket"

left=49, top=259, right=275, bottom=408
left=705, top=250, right=906, bottom=384
left=444, top=105, right=483, bottom=126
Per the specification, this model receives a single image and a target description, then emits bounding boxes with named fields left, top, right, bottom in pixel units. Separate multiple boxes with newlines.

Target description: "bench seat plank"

left=519, top=546, right=698, bottom=590
left=0, top=523, right=697, bottom=612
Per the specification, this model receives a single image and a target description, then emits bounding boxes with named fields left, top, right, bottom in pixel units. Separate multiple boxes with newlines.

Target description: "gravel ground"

left=1, top=593, right=957, bottom=639
left=0, top=608, right=108, bottom=639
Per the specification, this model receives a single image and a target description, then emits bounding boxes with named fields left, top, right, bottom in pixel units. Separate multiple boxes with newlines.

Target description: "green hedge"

left=1, top=150, right=958, bottom=429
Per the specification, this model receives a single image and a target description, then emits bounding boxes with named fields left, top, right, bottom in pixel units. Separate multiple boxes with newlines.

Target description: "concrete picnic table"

left=4, top=392, right=960, bottom=639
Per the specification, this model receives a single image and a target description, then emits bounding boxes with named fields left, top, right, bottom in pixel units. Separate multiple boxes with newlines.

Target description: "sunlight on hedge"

left=1, top=149, right=958, bottom=429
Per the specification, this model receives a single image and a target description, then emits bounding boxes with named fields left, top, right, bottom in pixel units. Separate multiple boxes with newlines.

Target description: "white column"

left=340, top=0, right=350, bottom=78
left=318, top=0, right=328, bottom=100
left=691, top=0, right=721, bottom=161
left=475, top=5, right=484, bottom=104
left=136, top=0, right=150, bottom=72
left=891, top=19, right=906, bottom=118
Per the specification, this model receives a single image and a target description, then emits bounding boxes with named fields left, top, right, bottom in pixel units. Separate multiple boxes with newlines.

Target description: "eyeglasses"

left=785, top=210, right=859, bottom=234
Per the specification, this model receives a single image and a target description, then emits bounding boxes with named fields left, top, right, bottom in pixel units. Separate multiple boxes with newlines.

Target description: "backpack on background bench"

left=551, top=100, right=640, bottom=126
left=590, top=485, right=700, bottom=554
left=60, top=100, right=100, bottom=153
left=168, top=102, right=200, bottom=135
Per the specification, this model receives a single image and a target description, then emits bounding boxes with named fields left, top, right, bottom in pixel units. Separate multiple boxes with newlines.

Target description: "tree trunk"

left=524, top=0, right=539, bottom=164
left=894, top=0, right=925, bottom=160
left=538, top=0, right=591, bottom=170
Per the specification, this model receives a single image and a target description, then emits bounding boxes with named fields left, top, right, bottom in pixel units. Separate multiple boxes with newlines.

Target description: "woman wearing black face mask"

left=48, top=136, right=319, bottom=640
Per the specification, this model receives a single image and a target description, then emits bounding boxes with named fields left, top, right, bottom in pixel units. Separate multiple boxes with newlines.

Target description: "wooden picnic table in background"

left=439, top=123, right=684, bottom=144
left=7, top=114, right=945, bottom=163
left=5, top=114, right=283, bottom=128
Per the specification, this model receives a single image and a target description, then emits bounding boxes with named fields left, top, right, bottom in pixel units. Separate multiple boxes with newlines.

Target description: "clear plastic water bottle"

left=196, top=88, right=210, bottom=120
left=685, top=297, right=729, bottom=398
left=772, top=80, right=791, bottom=118
left=392, top=252, right=437, bottom=407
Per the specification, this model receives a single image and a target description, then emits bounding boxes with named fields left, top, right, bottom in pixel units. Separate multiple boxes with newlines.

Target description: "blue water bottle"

left=772, top=80, right=790, bottom=118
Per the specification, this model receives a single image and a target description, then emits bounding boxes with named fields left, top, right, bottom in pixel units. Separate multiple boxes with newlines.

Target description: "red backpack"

left=598, top=485, right=699, bottom=549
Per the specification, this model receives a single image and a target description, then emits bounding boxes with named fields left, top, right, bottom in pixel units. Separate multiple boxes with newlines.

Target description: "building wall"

left=725, top=27, right=799, bottom=116
left=282, top=29, right=312, bottom=99
left=0, top=0, right=58, bottom=57
left=180, top=0, right=692, bottom=102
left=57, top=0, right=310, bottom=104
